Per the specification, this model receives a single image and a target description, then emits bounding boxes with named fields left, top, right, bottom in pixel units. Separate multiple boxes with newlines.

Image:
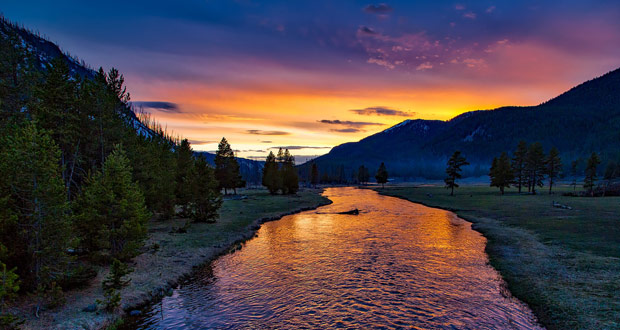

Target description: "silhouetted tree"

left=215, top=138, right=244, bottom=194
left=512, top=141, right=528, bottom=193
left=570, top=159, right=579, bottom=192
left=526, top=142, right=546, bottom=195
left=444, top=151, right=469, bottom=196
left=489, top=152, right=514, bottom=195
left=175, top=139, right=194, bottom=215
left=310, top=163, right=319, bottom=187
left=358, top=165, right=370, bottom=185
left=281, top=149, right=299, bottom=194
left=189, top=157, right=222, bottom=222
left=375, top=162, right=388, bottom=188
left=546, top=147, right=562, bottom=194
left=262, top=151, right=279, bottom=194
left=584, top=152, right=601, bottom=196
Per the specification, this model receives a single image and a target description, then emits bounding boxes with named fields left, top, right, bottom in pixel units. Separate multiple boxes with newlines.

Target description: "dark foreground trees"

left=445, top=151, right=469, bottom=196
left=75, top=145, right=149, bottom=261
left=262, top=148, right=299, bottom=194
left=358, top=165, right=370, bottom=185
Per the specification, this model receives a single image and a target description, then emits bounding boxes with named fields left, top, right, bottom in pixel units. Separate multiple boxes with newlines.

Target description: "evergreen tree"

left=375, top=162, right=388, bottom=188
left=570, top=159, right=579, bottom=192
left=98, top=259, right=131, bottom=312
left=584, top=152, right=601, bottom=196
left=444, top=151, right=469, bottom=196
left=262, top=151, right=280, bottom=194
left=511, top=141, right=528, bottom=193
left=358, top=165, right=370, bottom=185
left=0, top=244, right=20, bottom=327
left=175, top=139, right=194, bottom=215
left=75, top=145, right=149, bottom=261
left=0, top=124, right=71, bottom=293
left=214, top=138, right=243, bottom=194
left=526, top=142, right=546, bottom=195
left=546, top=147, right=562, bottom=194
left=310, top=163, right=319, bottom=187
left=603, top=160, right=619, bottom=196
left=189, top=157, right=222, bottom=222
left=281, top=149, right=299, bottom=194
left=489, top=152, right=514, bottom=195
left=337, top=165, right=346, bottom=184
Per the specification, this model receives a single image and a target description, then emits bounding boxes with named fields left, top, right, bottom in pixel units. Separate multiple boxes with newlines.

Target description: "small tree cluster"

left=262, top=148, right=299, bottom=194
left=98, top=259, right=131, bottom=312
left=489, top=152, right=513, bottom=195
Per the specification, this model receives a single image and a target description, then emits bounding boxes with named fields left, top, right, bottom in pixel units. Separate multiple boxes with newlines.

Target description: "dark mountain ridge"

left=304, top=67, right=620, bottom=180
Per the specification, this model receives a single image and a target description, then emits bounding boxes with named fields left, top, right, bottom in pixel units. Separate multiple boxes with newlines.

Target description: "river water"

left=125, top=187, right=542, bottom=329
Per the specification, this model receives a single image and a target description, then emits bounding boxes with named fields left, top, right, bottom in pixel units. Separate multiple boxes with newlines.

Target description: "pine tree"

left=0, top=124, right=71, bottom=293
left=262, top=151, right=279, bottom=194
left=0, top=244, right=20, bottom=327
left=511, top=141, right=528, bottom=193
left=214, top=138, right=243, bottom=194
left=310, top=163, right=319, bottom=187
left=75, top=145, right=149, bottom=261
left=358, top=165, right=370, bottom=185
left=375, top=162, right=388, bottom=188
left=98, top=259, right=131, bottom=312
left=444, top=151, right=469, bottom=196
left=526, top=142, right=546, bottom=195
left=175, top=139, right=194, bottom=215
left=489, top=152, right=514, bottom=195
left=546, top=147, right=562, bottom=194
left=189, top=157, right=222, bottom=222
left=584, top=152, right=601, bottom=196
left=570, top=160, right=579, bottom=192
left=281, top=149, right=299, bottom=194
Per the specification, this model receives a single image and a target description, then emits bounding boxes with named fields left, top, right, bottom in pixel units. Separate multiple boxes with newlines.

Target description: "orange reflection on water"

left=131, top=187, right=542, bottom=329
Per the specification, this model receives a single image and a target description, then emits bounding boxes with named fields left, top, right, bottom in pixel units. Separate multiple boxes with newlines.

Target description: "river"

left=124, top=187, right=542, bottom=329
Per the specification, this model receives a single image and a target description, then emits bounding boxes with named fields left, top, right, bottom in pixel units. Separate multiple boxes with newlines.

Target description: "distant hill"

left=303, top=67, right=620, bottom=180
left=195, top=151, right=264, bottom=185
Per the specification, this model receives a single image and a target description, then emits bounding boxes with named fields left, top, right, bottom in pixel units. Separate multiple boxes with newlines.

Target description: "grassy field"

left=373, top=184, right=620, bottom=330
left=19, top=188, right=330, bottom=330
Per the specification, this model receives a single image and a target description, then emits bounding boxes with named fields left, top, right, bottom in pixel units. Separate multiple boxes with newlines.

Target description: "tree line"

left=262, top=148, right=299, bottom=194
left=0, top=28, right=226, bottom=323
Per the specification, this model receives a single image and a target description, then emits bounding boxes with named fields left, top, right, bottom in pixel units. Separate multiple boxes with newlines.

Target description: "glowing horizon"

left=4, top=1, right=620, bottom=161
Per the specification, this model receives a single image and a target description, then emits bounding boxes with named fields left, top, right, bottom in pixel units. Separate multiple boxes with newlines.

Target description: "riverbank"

left=372, top=185, right=620, bottom=330
left=17, top=188, right=331, bottom=330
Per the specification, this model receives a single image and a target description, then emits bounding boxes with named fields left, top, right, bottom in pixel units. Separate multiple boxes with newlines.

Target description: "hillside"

left=304, top=68, right=620, bottom=180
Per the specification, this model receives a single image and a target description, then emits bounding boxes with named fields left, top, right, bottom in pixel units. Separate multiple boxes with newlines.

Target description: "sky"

left=3, top=0, right=620, bottom=162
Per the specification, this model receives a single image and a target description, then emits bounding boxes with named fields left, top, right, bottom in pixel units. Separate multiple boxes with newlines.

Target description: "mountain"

left=304, top=68, right=620, bottom=180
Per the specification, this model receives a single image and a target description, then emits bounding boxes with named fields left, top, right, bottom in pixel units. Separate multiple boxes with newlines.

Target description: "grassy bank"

left=17, top=188, right=330, bottom=330
left=373, top=185, right=620, bottom=330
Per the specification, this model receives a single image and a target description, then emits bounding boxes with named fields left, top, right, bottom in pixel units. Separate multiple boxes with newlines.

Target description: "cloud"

left=416, top=62, right=433, bottom=71
left=269, top=146, right=332, bottom=150
left=350, top=106, right=415, bottom=117
left=463, top=12, right=477, bottom=19
left=454, top=4, right=465, bottom=10
left=330, top=128, right=361, bottom=133
left=318, top=119, right=383, bottom=128
left=188, top=139, right=217, bottom=145
left=363, top=3, right=393, bottom=14
left=261, top=140, right=272, bottom=143
left=245, top=130, right=290, bottom=135
left=358, top=25, right=377, bottom=35
left=486, top=6, right=496, bottom=13
left=131, top=101, right=181, bottom=113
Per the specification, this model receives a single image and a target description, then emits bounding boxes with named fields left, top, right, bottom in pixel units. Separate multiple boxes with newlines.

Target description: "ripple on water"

left=125, top=187, right=543, bottom=330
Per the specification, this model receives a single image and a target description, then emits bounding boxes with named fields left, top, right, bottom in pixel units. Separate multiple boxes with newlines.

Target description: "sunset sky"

left=4, top=1, right=620, bottom=162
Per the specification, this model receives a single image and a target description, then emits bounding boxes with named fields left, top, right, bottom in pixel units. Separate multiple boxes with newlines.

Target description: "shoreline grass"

left=372, top=184, right=620, bottom=330
left=15, top=188, right=330, bottom=330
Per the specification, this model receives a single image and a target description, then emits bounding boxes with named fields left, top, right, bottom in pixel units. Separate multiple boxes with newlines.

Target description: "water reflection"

left=127, top=187, right=542, bottom=329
